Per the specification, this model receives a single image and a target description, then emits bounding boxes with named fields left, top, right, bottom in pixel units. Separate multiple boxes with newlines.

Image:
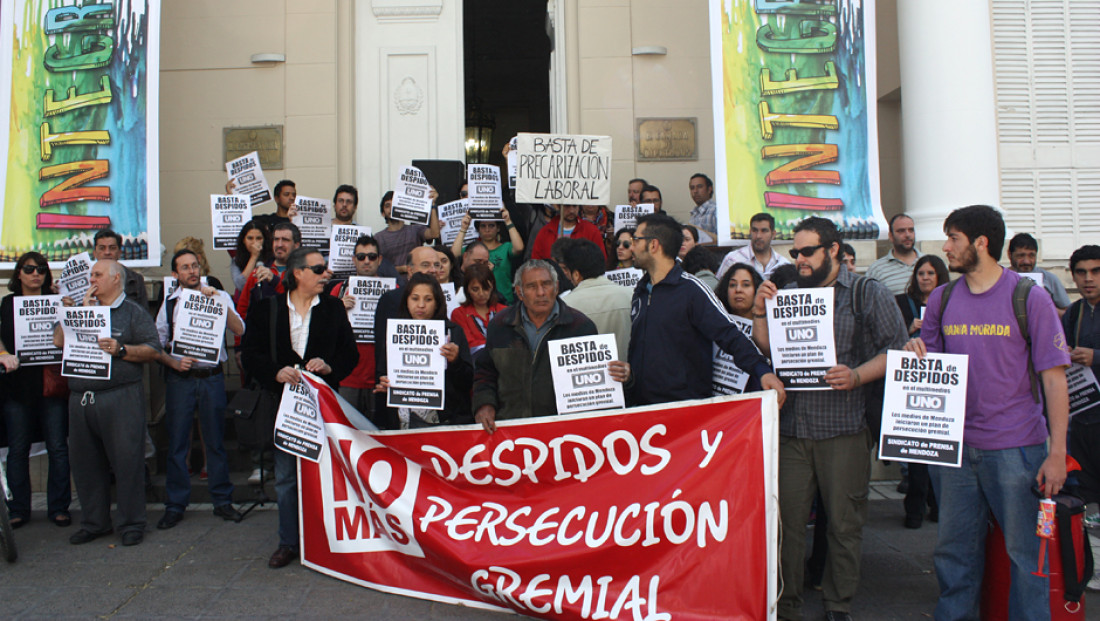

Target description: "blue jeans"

left=3, top=396, right=71, bottom=520
left=274, top=447, right=298, bottom=549
left=930, top=443, right=1049, bottom=621
left=164, top=372, right=234, bottom=511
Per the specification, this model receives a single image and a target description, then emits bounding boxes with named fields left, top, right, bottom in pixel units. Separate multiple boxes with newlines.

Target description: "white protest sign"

left=515, top=133, right=612, bottom=206
left=441, top=282, right=460, bottom=318
left=225, top=151, right=271, bottom=206
left=210, top=194, right=251, bottom=250
left=467, top=164, right=504, bottom=220
left=1068, top=364, right=1100, bottom=418
left=507, top=136, right=518, bottom=189
left=386, top=319, right=447, bottom=410
left=56, top=252, right=94, bottom=303
left=549, top=334, right=624, bottom=415
left=439, top=199, right=478, bottom=248
left=12, top=295, right=63, bottom=365
left=346, top=277, right=396, bottom=343
left=328, top=225, right=373, bottom=277
left=605, top=268, right=643, bottom=289
left=391, top=166, right=433, bottom=225
left=162, top=276, right=208, bottom=302
left=614, top=204, right=654, bottom=231
left=1020, top=272, right=1044, bottom=287
left=765, top=287, right=837, bottom=390
left=274, top=378, right=325, bottom=462
left=60, top=306, right=111, bottom=380
left=293, top=195, right=334, bottom=251
left=170, top=289, right=229, bottom=364
left=878, top=350, right=969, bottom=467
left=712, top=315, right=753, bottom=395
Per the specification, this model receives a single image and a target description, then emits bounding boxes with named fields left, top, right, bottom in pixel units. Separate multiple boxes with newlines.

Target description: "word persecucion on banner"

left=0, top=1, right=162, bottom=267
left=515, top=134, right=612, bottom=206
left=298, top=377, right=779, bottom=620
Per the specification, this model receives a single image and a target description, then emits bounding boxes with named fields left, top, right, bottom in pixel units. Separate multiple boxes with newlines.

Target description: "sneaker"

left=1084, top=513, right=1100, bottom=529
left=248, top=468, right=262, bottom=484
left=1088, top=573, right=1100, bottom=592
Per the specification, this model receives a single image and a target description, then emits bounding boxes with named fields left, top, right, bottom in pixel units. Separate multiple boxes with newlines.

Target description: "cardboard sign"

left=275, top=376, right=325, bottom=462
left=346, top=277, right=397, bottom=343
left=878, top=350, right=969, bottom=467
left=12, top=295, right=63, bottom=365
left=56, top=252, right=95, bottom=304
left=466, top=164, right=504, bottom=220
left=391, top=166, right=433, bottom=225
left=765, top=288, right=837, bottom=390
left=548, top=334, right=625, bottom=414
left=293, top=195, right=334, bottom=251
left=210, top=194, right=251, bottom=250
left=225, top=151, right=271, bottom=206
left=170, top=289, right=230, bottom=364
left=386, top=319, right=447, bottom=410
left=515, top=133, right=612, bottom=205
left=60, top=306, right=111, bottom=379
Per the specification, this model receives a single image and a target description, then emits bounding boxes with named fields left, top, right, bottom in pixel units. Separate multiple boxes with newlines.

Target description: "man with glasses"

left=328, top=235, right=386, bottom=420
left=717, top=212, right=790, bottom=280
left=752, top=216, right=907, bottom=621
left=155, top=249, right=245, bottom=530
left=626, top=213, right=785, bottom=406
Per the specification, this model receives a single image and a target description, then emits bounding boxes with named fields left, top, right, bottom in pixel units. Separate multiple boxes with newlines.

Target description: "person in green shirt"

left=451, top=209, right=524, bottom=304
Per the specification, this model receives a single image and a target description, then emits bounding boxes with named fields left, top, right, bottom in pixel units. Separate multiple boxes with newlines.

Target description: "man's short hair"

left=354, top=234, right=379, bottom=252
left=943, top=205, right=1006, bottom=261
left=170, top=248, right=199, bottom=273
left=629, top=178, right=648, bottom=187
left=749, top=212, right=775, bottom=230
left=690, top=173, right=713, bottom=189
left=839, top=242, right=856, bottom=261
left=274, top=179, right=296, bottom=197
left=640, top=185, right=662, bottom=200
left=515, top=259, right=558, bottom=290
left=1070, top=245, right=1100, bottom=272
left=1008, top=232, right=1038, bottom=254
left=682, top=246, right=718, bottom=275
left=560, top=239, right=606, bottom=281
left=333, top=184, right=358, bottom=205
left=271, top=221, right=302, bottom=244
left=379, top=190, right=394, bottom=214
left=93, top=228, right=122, bottom=247
left=103, top=260, right=125, bottom=283
left=792, top=216, right=841, bottom=253
left=550, top=237, right=579, bottom=265
left=889, top=213, right=914, bottom=231
left=636, top=212, right=682, bottom=259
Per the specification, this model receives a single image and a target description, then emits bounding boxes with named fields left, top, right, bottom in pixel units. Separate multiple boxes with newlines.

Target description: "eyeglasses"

left=21, top=264, right=48, bottom=275
left=304, top=264, right=328, bottom=275
left=355, top=252, right=380, bottom=262
left=617, top=240, right=632, bottom=249
left=789, top=244, right=826, bottom=259
left=632, top=236, right=656, bottom=244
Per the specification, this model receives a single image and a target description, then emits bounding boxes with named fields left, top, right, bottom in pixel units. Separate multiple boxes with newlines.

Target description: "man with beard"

left=718, top=212, right=791, bottom=280
left=530, top=204, right=607, bottom=262
left=1008, top=232, right=1072, bottom=315
left=236, top=222, right=301, bottom=320
left=905, top=205, right=1068, bottom=621
left=752, top=216, right=907, bottom=621
left=866, top=214, right=922, bottom=295
left=627, top=178, right=647, bottom=206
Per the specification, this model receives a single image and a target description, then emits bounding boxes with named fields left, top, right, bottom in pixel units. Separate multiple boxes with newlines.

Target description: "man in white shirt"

left=718, top=212, right=791, bottom=280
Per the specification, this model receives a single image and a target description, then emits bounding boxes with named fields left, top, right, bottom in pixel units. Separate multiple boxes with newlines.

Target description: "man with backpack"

left=752, top=217, right=907, bottom=621
left=905, top=204, right=1069, bottom=620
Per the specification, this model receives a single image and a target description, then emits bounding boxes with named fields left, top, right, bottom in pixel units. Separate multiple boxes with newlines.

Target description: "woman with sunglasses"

left=375, top=273, right=473, bottom=429
left=0, top=252, right=72, bottom=528
left=610, top=228, right=636, bottom=270
left=451, top=207, right=524, bottom=304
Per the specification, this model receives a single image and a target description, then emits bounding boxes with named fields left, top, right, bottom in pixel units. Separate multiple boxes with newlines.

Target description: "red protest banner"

left=299, top=375, right=779, bottom=620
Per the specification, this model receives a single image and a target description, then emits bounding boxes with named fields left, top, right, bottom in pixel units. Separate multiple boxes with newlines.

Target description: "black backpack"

left=852, top=276, right=887, bottom=440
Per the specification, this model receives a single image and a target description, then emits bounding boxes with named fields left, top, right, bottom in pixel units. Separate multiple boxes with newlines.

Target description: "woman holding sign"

left=0, top=252, right=72, bottom=529
left=376, top=273, right=472, bottom=429
left=452, top=209, right=524, bottom=304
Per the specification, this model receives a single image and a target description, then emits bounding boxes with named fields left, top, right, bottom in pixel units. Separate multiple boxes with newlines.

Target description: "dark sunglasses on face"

left=789, top=244, right=826, bottom=259
left=355, top=252, right=380, bottom=261
left=305, top=264, right=328, bottom=275
left=617, top=241, right=632, bottom=249
left=21, top=264, right=48, bottom=275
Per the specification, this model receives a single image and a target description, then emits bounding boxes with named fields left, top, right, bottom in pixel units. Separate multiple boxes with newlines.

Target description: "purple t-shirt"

left=921, top=268, right=1069, bottom=450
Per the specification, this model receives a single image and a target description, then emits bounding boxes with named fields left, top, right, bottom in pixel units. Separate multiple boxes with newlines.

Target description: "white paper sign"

left=439, top=199, right=478, bottom=248
left=614, top=203, right=654, bottom=231
left=13, top=295, right=63, bottom=365
left=507, top=136, right=518, bottom=189
left=467, top=164, right=504, bottom=220
left=391, top=166, right=433, bottom=225
left=712, top=315, right=753, bottom=395
left=170, top=289, right=229, bottom=364
left=328, top=225, right=373, bottom=277
left=210, top=194, right=251, bottom=250
left=60, top=306, right=111, bottom=379
left=57, top=252, right=95, bottom=304
left=1068, top=364, right=1100, bottom=418
left=765, top=287, right=837, bottom=390
left=346, top=277, right=397, bottom=343
left=878, top=350, right=969, bottom=467
left=515, top=133, right=612, bottom=205
left=274, top=377, right=324, bottom=462
left=386, top=319, right=447, bottom=410
left=293, top=195, right=334, bottom=251
left=549, top=334, right=624, bottom=414
left=1020, top=272, right=1045, bottom=287
left=441, top=282, right=460, bottom=318
left=606, top=268, right=643, bottom=289
left=225, top=151, right=271, bottom=206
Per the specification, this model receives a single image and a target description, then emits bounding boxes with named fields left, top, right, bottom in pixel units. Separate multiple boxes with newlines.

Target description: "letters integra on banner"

left=709, top=0, right=884, bottom=243
left=0, top=1, right=161, bottom=267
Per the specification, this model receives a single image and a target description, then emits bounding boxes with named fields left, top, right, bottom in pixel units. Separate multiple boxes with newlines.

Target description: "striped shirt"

left=865, top=249, right=922, bottom=296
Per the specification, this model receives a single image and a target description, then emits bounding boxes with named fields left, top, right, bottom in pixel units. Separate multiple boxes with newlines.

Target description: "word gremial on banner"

left=226, top=151, right=271, bottom=206
left=56, top=252, right=95, bottom=304
left=210, top=194, right=251, bottom=250
left=293, top=196, right=334, bottom=251
left=170, top=289, right=229, bottom=364
left=765, top=287, right=836, bottom=390
left=466, top=164, right=504, bottom=220
left=60, top=306, right=111, bottom=380
left=548, top=334, right=624, bottom=414
left=386, top=319, right=446, bottom=410
left=13, top=295, right=63, bottom=365
left=878, top=350, right=969, bottom=467
left=391, top=166, right=433, bottom=225
left=1068, top=364, right=1100, bottom=418
left=515, top=133, right=612, bottom=205
left=275, top=377, right=325, bottom=462
left=614, top=204, right=654, bottom=231
left=346, top=276, right=396, bottom=343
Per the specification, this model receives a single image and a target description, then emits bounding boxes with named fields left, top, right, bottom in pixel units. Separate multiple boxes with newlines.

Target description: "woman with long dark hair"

left=610, top=228, right=635, bottom=270
left=716, top=262, right=763, bottom=319
left=230, top=220, right=273, bottom=294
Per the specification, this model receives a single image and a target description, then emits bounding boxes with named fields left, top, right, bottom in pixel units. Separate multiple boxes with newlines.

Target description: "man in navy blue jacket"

left=626, top=212, right=785, bottom=407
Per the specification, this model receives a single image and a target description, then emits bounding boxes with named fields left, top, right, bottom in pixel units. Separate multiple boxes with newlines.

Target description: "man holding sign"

left=52, top=260, right=161, bottom=547
left=1064, top=245, right=1100, bottom=512
left=752, top=216, right=906, bottom=621
left=154, top=249, right=245, bottom=530
left=906, top=206, right=1069, bottom=621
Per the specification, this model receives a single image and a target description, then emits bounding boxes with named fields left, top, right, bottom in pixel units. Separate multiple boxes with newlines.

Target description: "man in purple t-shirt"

left=906, top=205, right=1069, bottom=621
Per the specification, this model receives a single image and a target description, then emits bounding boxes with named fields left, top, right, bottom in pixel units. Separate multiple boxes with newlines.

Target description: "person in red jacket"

left=530, top=204, right=606, bottom=262
left=451, top=263, right=506, bottom=355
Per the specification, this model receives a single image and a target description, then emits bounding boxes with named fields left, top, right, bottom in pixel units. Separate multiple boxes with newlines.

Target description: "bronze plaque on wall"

left=224, top=125, right=284, bottom=170
left=635, top=118, right=698, bottom=161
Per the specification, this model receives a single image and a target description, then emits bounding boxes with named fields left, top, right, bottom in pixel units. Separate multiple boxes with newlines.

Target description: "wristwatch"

left=116, top=344, right=128, bottom=358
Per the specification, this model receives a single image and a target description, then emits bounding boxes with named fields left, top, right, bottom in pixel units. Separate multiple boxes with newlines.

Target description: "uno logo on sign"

left=906, top=392, right=946, bottom=412
left=403, top=353, right=430, bottom=367
left=785, top=326, right=817, bottom=342
left=190, top=317, right=215, bottom=330
left=29, top=320, right=54, bottom=332
left=571, top=370, right=605, bottom=388
left=294, top=402, right=317, bottom=419
left=319, top=425, right=424, bottom=557
left=224, top=214, right=243, bottom=223
left=76, top=332, right=98, bottom=343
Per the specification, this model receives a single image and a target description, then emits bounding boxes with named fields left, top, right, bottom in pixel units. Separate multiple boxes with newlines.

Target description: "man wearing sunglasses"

left=327, top=235, right=387, bottom=420
left=752, top=216, right=907, bottom=621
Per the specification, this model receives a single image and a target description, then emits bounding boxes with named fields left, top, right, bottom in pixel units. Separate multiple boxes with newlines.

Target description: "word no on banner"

left=765, top=288, right=836, bottom=389
left=879, top=350, right=968, bottom=467
left=515, top=134, right=612, bottom=206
